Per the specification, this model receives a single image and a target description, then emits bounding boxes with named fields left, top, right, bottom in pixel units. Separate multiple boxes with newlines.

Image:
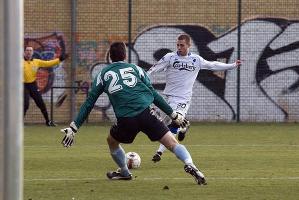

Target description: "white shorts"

left=155, top=95, right=190, bottom=125
left=165, top=95, right=190, bottom=117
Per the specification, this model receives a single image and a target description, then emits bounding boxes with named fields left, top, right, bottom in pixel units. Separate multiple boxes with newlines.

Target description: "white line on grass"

left=24, top=177, right=299, bottom=182
left=24, top=144, right=299, bottom=148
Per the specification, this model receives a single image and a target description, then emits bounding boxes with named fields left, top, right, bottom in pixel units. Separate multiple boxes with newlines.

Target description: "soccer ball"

left=126, top=152, right=141, bottom=169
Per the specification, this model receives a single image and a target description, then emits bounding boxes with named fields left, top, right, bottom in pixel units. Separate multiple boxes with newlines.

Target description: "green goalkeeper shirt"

left=74, top=61, right=173, bottom=128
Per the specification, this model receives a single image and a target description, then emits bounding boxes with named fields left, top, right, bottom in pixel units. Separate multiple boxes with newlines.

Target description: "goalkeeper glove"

left=61, top=121, right=78, bottom=148
left=170, top=112, right=190, bottom=128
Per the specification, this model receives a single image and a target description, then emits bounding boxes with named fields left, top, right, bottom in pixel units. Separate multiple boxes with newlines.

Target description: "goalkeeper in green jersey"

left=60, top=42, right=206, bottom=185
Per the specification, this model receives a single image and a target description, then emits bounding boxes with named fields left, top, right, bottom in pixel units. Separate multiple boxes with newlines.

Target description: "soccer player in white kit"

left=148, top=33, right=241, bottom=162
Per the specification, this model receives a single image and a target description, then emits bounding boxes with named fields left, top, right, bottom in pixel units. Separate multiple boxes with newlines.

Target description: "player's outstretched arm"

left=146, top=53, right=171, bottom=75
left=201, top=57, right=241, bottom=71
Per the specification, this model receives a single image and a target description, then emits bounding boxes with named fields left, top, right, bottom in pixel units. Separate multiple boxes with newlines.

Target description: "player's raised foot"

left=106, top=171, right=132, bottom=180
left=178, top=125, right=189, bottom=141
left=46, top=120, right=57, bottom=127
left=184, top=164, right=207, bottom=185
left=152, top=151, right=162, bottom=163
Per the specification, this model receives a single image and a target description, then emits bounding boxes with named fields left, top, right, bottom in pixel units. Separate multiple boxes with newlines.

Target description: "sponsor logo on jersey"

left=173, top=61, right=195, bottom=71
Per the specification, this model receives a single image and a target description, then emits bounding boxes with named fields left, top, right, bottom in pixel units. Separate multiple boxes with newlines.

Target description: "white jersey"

left=147, top=51, right=237, bottom=101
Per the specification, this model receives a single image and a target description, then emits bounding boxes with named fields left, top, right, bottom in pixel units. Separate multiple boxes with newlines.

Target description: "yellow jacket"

left=23, top=58, right=60, bottom=83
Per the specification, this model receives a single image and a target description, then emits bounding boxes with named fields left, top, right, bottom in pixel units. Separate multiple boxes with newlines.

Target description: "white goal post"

left=0, top=0, right=23, bottom=200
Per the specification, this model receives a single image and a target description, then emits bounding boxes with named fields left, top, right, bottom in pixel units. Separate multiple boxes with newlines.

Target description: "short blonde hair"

left=177, top=34, right=191, bottom=45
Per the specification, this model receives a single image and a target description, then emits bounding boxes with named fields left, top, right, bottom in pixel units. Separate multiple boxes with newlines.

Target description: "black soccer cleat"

left=178, top=125, right=190, bottom=141
left=152, top=152, right=162, bottom=163
left=106, top=171, right=132, bottom=180
left=184, top=165, right=207, bottom=185
left=46, top=120, right=57, bottom=127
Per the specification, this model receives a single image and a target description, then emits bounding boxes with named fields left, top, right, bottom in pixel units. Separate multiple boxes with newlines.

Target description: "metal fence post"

left=50, top=86, right=54, bottom=122
left=71, top=0, right=77, bottom=121
left=236, top=0, right=242, bottom=122
left=128, top=0, right=132, bottom=63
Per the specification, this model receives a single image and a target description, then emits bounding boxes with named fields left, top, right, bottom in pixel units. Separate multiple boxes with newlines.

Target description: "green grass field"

left=24, top=123, right=299, bottom=200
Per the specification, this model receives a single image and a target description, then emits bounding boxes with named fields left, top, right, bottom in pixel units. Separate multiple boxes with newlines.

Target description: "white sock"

left=157, top=143, right=167, bottom=153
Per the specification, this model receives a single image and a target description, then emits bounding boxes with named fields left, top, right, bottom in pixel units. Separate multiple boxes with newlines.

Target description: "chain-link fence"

left=24, top=0, right=299, bottom=124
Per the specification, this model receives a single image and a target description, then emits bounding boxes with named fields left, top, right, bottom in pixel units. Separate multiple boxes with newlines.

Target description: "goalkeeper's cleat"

left=178, top=125, right=190, bottom=141
left=106, top=171, right=132, bottom=180
left=46, top=120, right=57, bottom=127
left=152, top=151, right=162, bottom=163
left=184, top=164, right=207, bottom=185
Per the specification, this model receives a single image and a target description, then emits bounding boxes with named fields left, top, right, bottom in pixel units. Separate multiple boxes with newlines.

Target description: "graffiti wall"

left=23, top=0, right=299, bottom=123
left=23, top=21, right=299, bottom=123
left=23, top=33, right=68, bottom=123
left=88, top=18, right=299, bottom=122
left=24, top=33, right=67, bottom=96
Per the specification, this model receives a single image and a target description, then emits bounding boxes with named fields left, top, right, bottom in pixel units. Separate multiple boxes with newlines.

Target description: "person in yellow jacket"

left=23, top=45, right=67, bottom=126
